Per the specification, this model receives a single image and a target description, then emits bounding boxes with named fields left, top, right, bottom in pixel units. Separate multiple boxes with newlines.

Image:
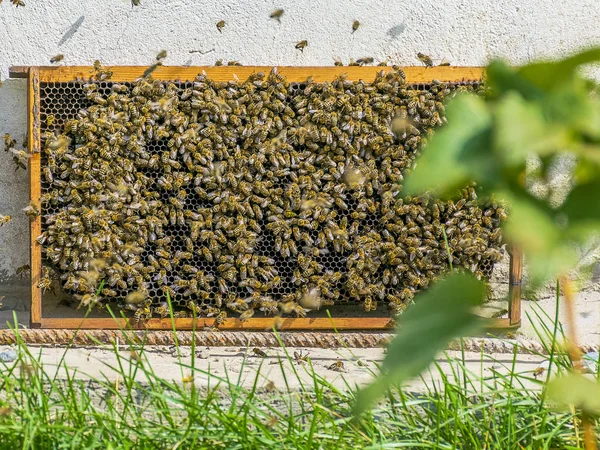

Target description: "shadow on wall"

left=58, top=16, right=85, bottom=47
left=0, top=79, right=30, bottom=284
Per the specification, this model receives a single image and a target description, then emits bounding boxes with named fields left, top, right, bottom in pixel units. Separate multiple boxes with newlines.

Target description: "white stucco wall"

left=1, top=0, right=600, bottom=282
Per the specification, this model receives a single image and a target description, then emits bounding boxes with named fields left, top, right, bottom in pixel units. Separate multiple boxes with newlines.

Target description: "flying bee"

left=10, top=148, right=31, bottom=170
left=270, top=8, right=284, bottom=22
left=352, top=20, right=360, bottom=33
left=156, top=50, right=168, bottom=61
left=50, top=54, right=64, bottom=64
left=142, top=62, right=162, bottom=78
left=356, top=57, right=374, bottom=65
left=295, top=40, right=308, bottom=52
left=15, top=264, right=30, bottom=279
left=22, top=201, right=40, bottom=219
left=216, top=20, right=226, bottom=32
left=125, top=290, right=147, bottom=305
left=0, top=215, right=11, bottom=226
left=417, top=52, right=433, bottom=67
left=343, top=164, right=366, bottom=188
left=299, top=287, right=321, bottom=310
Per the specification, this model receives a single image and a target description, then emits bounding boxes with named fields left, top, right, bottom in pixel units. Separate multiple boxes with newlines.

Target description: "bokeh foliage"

left=358, top=48, right=600, bottom=413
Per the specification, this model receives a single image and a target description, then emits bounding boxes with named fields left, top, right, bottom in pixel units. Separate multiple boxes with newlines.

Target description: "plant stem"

left=560, top=275, right=597, bottom=450
left=442, top=225, right=453, bottom=270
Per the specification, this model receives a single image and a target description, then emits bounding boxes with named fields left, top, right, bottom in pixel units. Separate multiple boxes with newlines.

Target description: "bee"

left=142, top=62, right=162, bottom=78
left=4, top=133, right=16, bottom=151
left=46, top=115, right=56, bottom=127
left=361, top=295, right=375, bottom=311
left=214, top=311, right=227, bottom=327
left=252, top=348, right=267, bottom=358
left=156, top=50, right=168, bottom=61
left=264, top=380, right=277, bottom=392
left=125, top=291, right=147, bottom=305
left=293, top=350, right=310, bottom=364
left=417, top=52, right=433, bottom=67
left=153, top=302, right=170, bottom=319
left=0, top=215, right=11, bottom=226
left=22, top=201, right=40, bottom=219
left=299, top=287, right=321, bottom=310
left=327, top=360, right=344, bottom=372
left=10, top=148, right=31, bottom=170
left=131, top=0, right=141, bottom=5
left=10, top=0, right=25, bottom=6
left=438, top=58, right=451, bottom=67
left=50, top=54, right=64, bottom=64
left=341, top=163, right=365, bottom=187
left=239, top=309, right=254, bottom=322
left=270, top=8, right=284, bottom=22
left=295, top=40, right=308, bottom=52
left=15, top=264, right=30, bottom=278
left=356, top=57, right=374, bottom=65
left=216, top=20, right=226, bottom=33
left=352, top=20, right=360, bottom=33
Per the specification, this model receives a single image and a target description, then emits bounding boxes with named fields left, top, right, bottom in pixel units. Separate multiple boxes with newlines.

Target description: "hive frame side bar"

left=28, top=67, right=42, bottom=329
left=25, top=65, right=485, bottom=83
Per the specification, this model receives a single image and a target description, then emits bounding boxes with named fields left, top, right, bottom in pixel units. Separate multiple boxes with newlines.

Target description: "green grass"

left=0, top=299, right=592, bottom=449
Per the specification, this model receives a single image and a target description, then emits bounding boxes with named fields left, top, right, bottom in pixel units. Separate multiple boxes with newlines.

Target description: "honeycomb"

left=37, top=67, right=504, bottom=320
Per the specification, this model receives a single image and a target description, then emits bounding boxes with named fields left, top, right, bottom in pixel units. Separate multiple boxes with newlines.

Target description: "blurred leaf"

left=403, top=95, right=495, bottom=197
left=548, top=373, right=600, bottom=415
left=354, top=272, right=486, bottom=414
left=486, top=60, right=543, bottom=101
left=502, top=189, right=576, bottom=284
left=544, top=82, right=600, bottom=140
left=493, top=92, right=570, bottom=166
left=502, top=189, right=561, bottom=254
left=518, top=48, right=600, bottom=92
left=561, top=180, right=600, bottom=229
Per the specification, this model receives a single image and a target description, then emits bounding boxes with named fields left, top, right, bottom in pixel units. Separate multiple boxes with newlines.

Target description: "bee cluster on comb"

left=36, top=65, right=505, bottom=322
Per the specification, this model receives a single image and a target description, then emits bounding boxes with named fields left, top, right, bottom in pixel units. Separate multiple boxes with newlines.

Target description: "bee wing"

left=9, top=148, right=31, bottom=158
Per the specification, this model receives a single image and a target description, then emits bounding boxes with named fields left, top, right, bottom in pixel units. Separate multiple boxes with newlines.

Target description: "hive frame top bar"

left=9, top=65, right=484, bottom=83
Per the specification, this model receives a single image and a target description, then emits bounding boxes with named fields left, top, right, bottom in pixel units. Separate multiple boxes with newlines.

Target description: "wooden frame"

left=10, top=65, right=522, bottom=331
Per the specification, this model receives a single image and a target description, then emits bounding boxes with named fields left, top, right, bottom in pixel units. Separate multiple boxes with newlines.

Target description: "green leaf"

left=403, top=94, right=496, bottom=197
left=486, top=60, right=543, bottom=100
left=502, top=189, right=577, bottom=284
left=502, top=189, right=562, bottom=254
left=354, top=272, right=486, bottom=414
left=548, top=373, right=600, bottom=415
left=518, top=47, right=600, bottom=92
left=560, top=181, right=600, bottom=235
left=493, top=92, right=569, bottom=166
left=543, top=81, right=600, bottom=140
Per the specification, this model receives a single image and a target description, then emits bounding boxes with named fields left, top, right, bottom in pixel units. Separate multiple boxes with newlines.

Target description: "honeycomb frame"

left=10, top=65, right=522, bottom=331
